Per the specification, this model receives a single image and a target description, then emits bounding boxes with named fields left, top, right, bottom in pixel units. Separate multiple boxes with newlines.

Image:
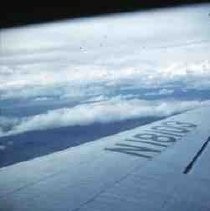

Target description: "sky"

left=0, top=4, right=210, bottom=163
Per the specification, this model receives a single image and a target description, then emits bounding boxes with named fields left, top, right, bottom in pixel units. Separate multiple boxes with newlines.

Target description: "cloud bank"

left=1, top=98, right=210, bottom=137
left=0, top=60, right=210, bottom=101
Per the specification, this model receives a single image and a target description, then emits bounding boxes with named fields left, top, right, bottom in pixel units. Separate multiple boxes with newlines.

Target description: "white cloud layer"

left=1, top=98, right=210, bottom=137
left=1, top=4, right=210, bottom=101
left=0, top=60, right=210, bottom=100
left=0, top=5, right=210, bottom=139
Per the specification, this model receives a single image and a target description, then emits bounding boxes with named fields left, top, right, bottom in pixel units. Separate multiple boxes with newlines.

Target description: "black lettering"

left=134, top=133, right=176, bottom=143
left=105, top=143, right=161, bottom=158
left=104, top=121, right=197, bottom=157
left=150, top=126, right=184, bottom=136
left=125, top=138, right=168, bottom=148
left=163, top=121, right=197, bottom=128
left=160, top=125, right=191, bottom=133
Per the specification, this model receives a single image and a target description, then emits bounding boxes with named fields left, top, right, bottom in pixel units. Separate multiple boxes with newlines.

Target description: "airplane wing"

left=0, top=106, right=210, bottom=211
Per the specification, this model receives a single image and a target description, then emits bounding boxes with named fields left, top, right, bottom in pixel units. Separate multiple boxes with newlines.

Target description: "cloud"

left=1, top=5, right=210, bottom=140
left=1, top=98, right=210, bottom=137
left=144, top=89, right=174, bottom=96
left=0, top=116, right=20, bottom=133
left=1, top=4, right=210, bottom=104
left=1, top=60, right=210, bottom=101
left=0, top=145, right=6, bottom=151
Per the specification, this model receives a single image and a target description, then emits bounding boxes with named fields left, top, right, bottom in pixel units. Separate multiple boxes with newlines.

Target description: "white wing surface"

left=0, top=106, right=210, bottom=211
